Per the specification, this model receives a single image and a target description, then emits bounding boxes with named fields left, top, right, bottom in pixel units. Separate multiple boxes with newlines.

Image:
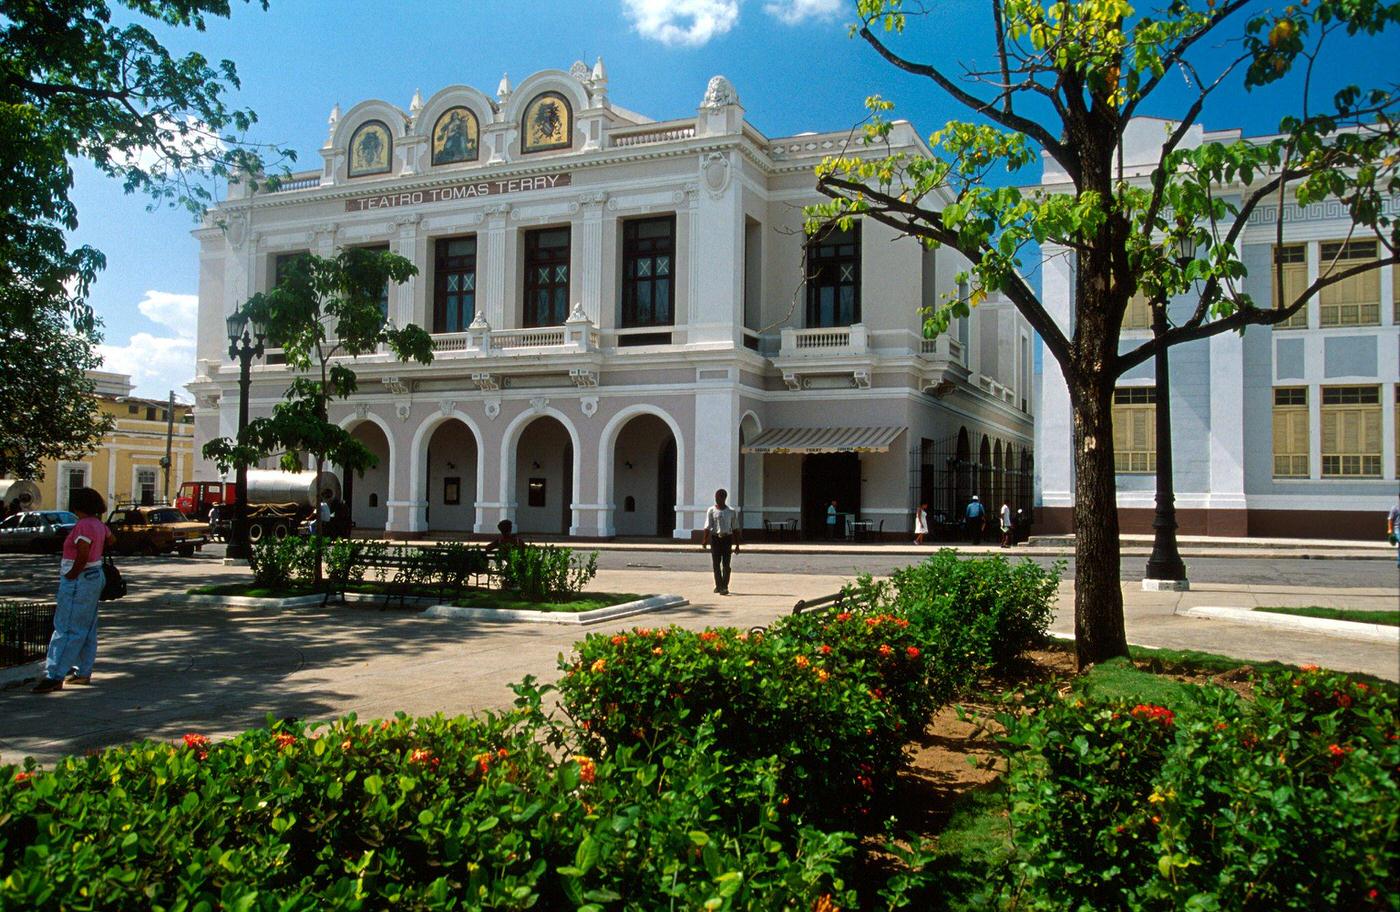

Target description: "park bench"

left=748, top=588, right=862, bottom=636
left=324, top=544, right=495, bottom=608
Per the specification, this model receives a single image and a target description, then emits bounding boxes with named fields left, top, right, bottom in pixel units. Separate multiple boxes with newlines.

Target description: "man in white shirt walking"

left=701, top=488, right=741, bottom=596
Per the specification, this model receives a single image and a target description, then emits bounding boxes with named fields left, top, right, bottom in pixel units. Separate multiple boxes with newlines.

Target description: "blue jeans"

left=44, top=565, right=104, bottom=681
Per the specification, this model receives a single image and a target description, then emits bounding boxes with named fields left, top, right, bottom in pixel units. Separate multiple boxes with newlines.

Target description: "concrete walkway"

left=1, top=553, right=1395, bottom=767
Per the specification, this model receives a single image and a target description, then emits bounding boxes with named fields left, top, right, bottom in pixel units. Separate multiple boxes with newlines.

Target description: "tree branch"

left=1116, top=253, right=1399, bottom=375
left=856, top=23, right=1079, bottom=183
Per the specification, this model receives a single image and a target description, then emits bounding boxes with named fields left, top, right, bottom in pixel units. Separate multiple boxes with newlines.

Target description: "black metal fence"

left=916, top=431, right=1034, bottom=540
left=1, top=600, right=52, bottom=668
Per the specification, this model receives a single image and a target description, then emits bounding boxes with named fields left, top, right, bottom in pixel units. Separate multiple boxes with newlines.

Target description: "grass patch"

left=1254, top=604, right=1400, bottom=626
left=450, top=591, right=645, bottom=613
left=916, top=783, right=1015, bottom=911
left=1073, top=656, right=1199, bottom=710
left=188, top=582, right=320, bottom=598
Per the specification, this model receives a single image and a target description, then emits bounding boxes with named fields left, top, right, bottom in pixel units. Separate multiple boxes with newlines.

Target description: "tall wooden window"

left=621, top=216, right=675, bottom=328
left=1273, top=244, right=1308, bottom=329
left=348, top=244, right=391, bottom=322
left=1318, top=240, right=1379, bottom=326
left=1123, top=292, right=1151, bottom=330
left=1112, top=386, right=1156, bottom=474
left=805, top=223, right=860, bottom=328
left=523, top=227, right=570, bottom=327
left=433, top=236, right=477, bottom=333
left=1320, top=385, right=1381, bottom=477
left=1272, top=386, right=1309, bottom=477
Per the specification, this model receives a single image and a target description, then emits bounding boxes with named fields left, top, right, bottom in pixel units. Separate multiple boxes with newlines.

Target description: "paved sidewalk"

left=1, top=555, right=1395, bottom=767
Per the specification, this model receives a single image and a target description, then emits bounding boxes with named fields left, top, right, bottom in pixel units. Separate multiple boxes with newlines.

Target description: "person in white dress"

left=913, top=502, right=928, bottom=545
left=999, top=501, right=1013, bottom=548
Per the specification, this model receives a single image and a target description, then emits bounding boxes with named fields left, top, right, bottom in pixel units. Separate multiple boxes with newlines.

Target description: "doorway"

left=801, top=452, right=860, bottom=539
left=656, top=437, right=677, bottom=536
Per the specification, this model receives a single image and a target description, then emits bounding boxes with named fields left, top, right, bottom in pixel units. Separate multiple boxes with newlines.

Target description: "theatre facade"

left=189, top=63, right=1034, bottom=539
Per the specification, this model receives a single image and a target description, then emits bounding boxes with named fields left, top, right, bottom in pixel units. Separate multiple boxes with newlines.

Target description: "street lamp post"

left=1143, top=234, right=1195, bottom=591
left=224, top=305, right=266, bottom=562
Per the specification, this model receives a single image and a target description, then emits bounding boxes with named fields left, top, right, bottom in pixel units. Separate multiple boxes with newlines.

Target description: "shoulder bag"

left=99, top=554, right=127, bottom=601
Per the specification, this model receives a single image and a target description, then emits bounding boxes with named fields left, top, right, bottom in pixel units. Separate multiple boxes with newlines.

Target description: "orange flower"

left=878, top=644, right=894, bottom=658
left=13, top=771, right=33, bottom=783
left=610, top=634, right=627, bottom=646
left=835, top=612, right=852, bottom=622
left=590, top=658, right=607, bottom=674
left=409, top=748, right=440, bottom=769
left=905, top=646, right=921, bottom=659
left=699, top=631, right=720, bottom=642
left=274, top=732, right=297, bottom=751
left=794, top=655, right=810, bottom=669
left=815, top=669, right=830, bottom=683
left=474, top=752, right=493, bottom=774
left=652, top=646, right=664, bottom=655
left=573, top=755, right=597, bottom=785
left=1300, top=664, right=1320, bottom=673
left=182, top=733, right=211, bottom=750
left=813, top=893, right=841, bottom=912
left=340, top=738, right=353, bottom=750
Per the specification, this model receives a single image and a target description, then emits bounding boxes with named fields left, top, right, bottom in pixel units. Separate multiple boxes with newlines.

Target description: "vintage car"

left=0, top=511, right=79, bottom=553
left=106, top=505, right=207, bottom=557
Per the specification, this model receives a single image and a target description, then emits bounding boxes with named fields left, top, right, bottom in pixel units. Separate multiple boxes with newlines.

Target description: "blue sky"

left=74, top=0, right=1390, bottom=399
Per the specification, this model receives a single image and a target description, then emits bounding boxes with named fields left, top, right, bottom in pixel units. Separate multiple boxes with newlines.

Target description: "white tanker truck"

left=177, top=470, right=342, bottom=543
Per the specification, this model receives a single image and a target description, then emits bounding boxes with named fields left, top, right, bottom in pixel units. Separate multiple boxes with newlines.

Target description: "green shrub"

left=1002, top=666, right=1400, bottom=911
left=0, top=697, right=856, bottom=911
left=500, top=544, right=598, bottom=602
left=248, top=534, right=314, bottom=589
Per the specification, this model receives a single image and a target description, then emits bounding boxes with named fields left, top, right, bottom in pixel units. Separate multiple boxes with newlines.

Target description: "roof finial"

left=409, top=88, right=423, bottom=117
left=327, top=103, right=340, bottom=143
left=497, top=71, right=512, bottom=102
left=592, top=56, right=607, bottom=85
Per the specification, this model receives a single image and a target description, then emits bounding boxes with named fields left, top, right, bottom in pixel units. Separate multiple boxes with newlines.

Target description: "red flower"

left=573, top=755, right=596, bottom=785
left=878, top=644, right=894, bottom=658
left=835, top=612, right=852, bottom=622
left=610, top=634, right=627, bottom=646
left=409, top=748, right=440, bottom=769
left=183, top=733, right=211, bottom=750
left=1130, top=704, right=1175, bottom=726
left=699, top=631, right=720, bottom=642
left=1300, top=664, right=1320, bottom=673
left=869, top=688, right=884, bottom=701
left=1328, top=743, right=1352, bottom=758
left=13, top=771, right=33, bottom=783
left=819, top=644, right=832, bottom=655
left=905, top=646, right=921, bottom=659
left=274, top=732, right=297, bottom=751
left=1334, top=690, right=1353, bottom=708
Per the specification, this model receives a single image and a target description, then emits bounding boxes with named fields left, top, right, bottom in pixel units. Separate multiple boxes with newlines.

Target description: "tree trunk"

left=1069, top=375, right=1129, bottom=669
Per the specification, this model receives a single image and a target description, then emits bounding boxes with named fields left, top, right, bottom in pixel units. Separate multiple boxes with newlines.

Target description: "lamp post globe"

left=224, top=305, right=264, bottom=562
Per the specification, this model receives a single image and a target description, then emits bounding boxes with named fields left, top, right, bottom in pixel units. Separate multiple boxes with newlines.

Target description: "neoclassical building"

left=1037, top=118, right=1399, bottom=539
left=189, top=63, right=1033, bottom=540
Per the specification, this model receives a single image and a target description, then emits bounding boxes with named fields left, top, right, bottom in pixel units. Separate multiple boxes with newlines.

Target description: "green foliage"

left=0, top=703, right=856, bottom=910
left=202, top=249, right=433, bottom=480
left=1001, top=666, right=1400, bottom=910
left=557, top=553, right=1059, bottom=826
left=1, top=0, right=285, bottom=477
left=499, top=545, right=598, bottom=602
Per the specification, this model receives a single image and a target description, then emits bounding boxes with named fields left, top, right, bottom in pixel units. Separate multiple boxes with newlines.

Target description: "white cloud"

left=621, top=0, right=740, bottom=46
left=99, top=290, right=198, bottom=400
left=763, top=0, right=843, bottom=24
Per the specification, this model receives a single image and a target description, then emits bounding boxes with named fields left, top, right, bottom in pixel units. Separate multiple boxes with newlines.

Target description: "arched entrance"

left=738, top=412, right=762, bottom=529
left=422, top=419, right=479, bottom=532
left=343, top=420, right=391, bottom=533
left=611, top=413, right=678, bottom=537
left=513, top=415, right=574, bottom=535
left=992, top=440, right=1004, bottom=511
left=978, top=436, right=992, bottom=504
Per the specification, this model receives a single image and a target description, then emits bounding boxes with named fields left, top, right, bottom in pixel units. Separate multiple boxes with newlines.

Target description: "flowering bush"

left=1002, top=666, right=1400, bottom=911
left=0, top=702, right=856, bottom=910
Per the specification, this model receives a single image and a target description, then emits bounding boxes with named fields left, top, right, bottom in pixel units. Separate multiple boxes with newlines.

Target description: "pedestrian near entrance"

left=702, top=488, right=741, bottom=595
left=1000, top=501, right=1013, bottom=548
left=826, top=500, right=839, bottom=540
left=913, top=502, right=928, bottom=545
left=1388, top=495, right=1400, bottom=566
left=34, top=488, right=114, bottom=693
left=964, top=495, right=986, bottom=545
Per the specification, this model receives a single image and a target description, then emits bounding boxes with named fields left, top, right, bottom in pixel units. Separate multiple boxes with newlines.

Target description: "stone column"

left=392, top=213, right=426, bottom=330
left=478, top=204, right=512, bottom=330
left=574, top=191, right=607, bottom=325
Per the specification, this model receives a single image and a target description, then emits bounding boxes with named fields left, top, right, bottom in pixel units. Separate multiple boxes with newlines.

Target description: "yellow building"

left=3, top=371, right=196, bottom=514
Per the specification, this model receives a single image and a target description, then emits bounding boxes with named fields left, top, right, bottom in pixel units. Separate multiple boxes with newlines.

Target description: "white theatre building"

left=1037, top=118, right=1399, bottom=539
left=189, top=63, right=1034, bottom=540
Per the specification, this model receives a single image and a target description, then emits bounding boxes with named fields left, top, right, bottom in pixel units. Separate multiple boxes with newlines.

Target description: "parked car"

left=0, top=511, right=79, bottom=553
left=107, top=505, right=207, bottom=557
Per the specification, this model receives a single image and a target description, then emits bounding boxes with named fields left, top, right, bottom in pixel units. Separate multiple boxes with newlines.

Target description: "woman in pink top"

left=33, top=488, right=114, bottom=693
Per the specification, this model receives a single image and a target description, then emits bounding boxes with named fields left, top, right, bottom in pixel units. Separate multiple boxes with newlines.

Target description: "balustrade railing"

left=778, top=324, right=868, bottom=357
left=610, top=125, right=697, bottom=148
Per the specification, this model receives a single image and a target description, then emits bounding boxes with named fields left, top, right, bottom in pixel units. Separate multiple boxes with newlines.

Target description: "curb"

left=0, top=660, right=44, bottom=689
left=423, top=594, right=687, bottom=625
left=183, top=592, right=442, bottom=610
left=1179, top=606, right=1400, bottom=644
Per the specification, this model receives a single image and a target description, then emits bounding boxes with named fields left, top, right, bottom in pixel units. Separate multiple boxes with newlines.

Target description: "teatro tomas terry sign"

left=344, top=172, right=573, bottom=212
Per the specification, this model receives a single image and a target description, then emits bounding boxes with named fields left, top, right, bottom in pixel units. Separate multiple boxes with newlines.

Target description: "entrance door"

left=560, top=441, right=573, bottom=534
left=656, top=438, right=677, bottom=537
left=801, top=452, right=861, bottom=539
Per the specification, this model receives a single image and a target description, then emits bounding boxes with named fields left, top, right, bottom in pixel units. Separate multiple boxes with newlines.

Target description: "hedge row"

left=0, top=552, right=1059, bottom=909
left=1002, top=665, right=1400, bottom=911
left=556, top=550, right=1060, bottom=823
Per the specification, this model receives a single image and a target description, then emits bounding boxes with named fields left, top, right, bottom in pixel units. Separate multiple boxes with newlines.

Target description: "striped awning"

left=741, top=426, right=905, bottom=455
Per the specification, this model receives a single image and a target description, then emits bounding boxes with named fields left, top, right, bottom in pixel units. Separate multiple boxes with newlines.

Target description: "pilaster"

left=479, top=204, right=512, bottom=329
